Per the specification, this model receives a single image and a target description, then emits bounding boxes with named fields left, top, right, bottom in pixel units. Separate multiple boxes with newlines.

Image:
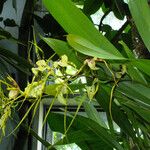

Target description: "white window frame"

left=36, top=95, right=82, bottom=150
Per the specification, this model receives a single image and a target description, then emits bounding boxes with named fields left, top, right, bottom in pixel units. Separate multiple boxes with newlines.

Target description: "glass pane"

left=43, top=121, right=81, bottom=150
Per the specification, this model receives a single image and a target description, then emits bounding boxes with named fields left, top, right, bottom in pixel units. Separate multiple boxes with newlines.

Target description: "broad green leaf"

left=47, top=113, right=123, bottom=150
left=127, top=63, right=147, bottom=85
left=132, top=59, right=150, bottom=77
left=117, top=82, right=150, bottom=107
left=95, top=86, right=136, bottom=140
left=122, top=100, right=150, bottom=123
left=119, top=41, right=147, bottom=83
left=43, top=0, right=122, bottom=57
left=78, top=140, right=112, bottom=150
left=56, top=130, right=112, bottom=150
left=41, top=37, right=82, bottom=68
left=83, top=101, right=107, bottom=128
left=119, top=41, right=134, bottom=59
left=128, top=0, right=150, bottom=52
left=67, top=34, right=125, bottom=60
left=120, top=41, right=147, bottom=84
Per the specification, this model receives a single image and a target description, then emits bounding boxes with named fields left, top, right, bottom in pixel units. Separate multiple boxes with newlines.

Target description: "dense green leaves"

left=123, top=100, right=150, bottom=123
left=0, top=0, right=150, bottom=149
left=43, top=0, right=122, bottom=56
left=42, top=0, right=150, bottom=149
left=116, top=82, right=150, bottom=123
left=95, top=86, right=136, bottom=140
left=117, top=82, right=150, bottom=107
left=47, top=112, right=123, bottom=150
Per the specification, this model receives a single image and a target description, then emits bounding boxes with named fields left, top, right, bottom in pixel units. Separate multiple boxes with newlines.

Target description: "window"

left=37, top=97, right=85, bottom=150
left=36, top=97, right=120, bottom=150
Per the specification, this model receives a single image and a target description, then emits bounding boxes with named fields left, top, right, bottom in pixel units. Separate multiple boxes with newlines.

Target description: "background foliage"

left=0, top=0, right=150, bottom=150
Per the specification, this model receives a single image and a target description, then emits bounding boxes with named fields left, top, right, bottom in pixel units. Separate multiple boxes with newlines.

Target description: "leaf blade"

left=43, top=0, right=122, bottom=56
left=67, top=34, right=125, bottom=60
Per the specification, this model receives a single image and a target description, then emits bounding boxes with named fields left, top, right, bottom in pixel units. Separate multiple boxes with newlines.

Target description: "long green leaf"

left=67, top=34, right=125, bottom=60
left=95, top=86, right=136, bottom=140
left=128, top=0, right=150, bottom=52
left=56, top=130, right=112, bottom=150
left=43, top=0, right=122, bottom=56
left=121, top=100, right=150, bottom=123
left=117, top=82, right=150, bottom=107
left=132, top=59, right=150, bottom=77
left=120, top=41, right=148, bottom=83
left=83, top=101, right=107, bottom=128
left=48, top=112, right=123, bottom=150
left=127, top=63, right=147, bottom=85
